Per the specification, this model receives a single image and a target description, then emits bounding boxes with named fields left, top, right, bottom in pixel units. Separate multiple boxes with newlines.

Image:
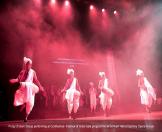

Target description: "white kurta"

left=14, top=69, right=39, bottom=114
left=139, top=77, right=156, bottom=107
left=99, top=78, right=114, bottom=111
left=65, top=78, right=80, bottom=114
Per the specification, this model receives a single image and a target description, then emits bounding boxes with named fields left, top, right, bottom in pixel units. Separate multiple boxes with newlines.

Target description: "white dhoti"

left=98, top=78, right=114, bottom=111
left=14, top=82, right=39, bottom=114
left=99, top=92, right=112, bottom=111
left=65, top=89, right=80, bottom=114
left=140, top=89, right=149, bottom=106
left=139, top=78, right=156, bottom=108
left=65, top=78, right=80, bottom=114
left=140, top=89, right=154, bottom=108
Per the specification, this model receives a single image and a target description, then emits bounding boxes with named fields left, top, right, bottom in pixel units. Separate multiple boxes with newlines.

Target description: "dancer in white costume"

left=61, top=68, right=82, bottom=119
left=9, top=57, right=45, bottom=122
left=98, top=72, right=114, bottom=116
left=136, top=69, right=156, bottom=113
left=89, top=82, right=97, bottom=112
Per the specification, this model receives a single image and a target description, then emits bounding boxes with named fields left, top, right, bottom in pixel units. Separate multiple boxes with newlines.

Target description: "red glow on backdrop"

left=89, top=5, right=97, bottom=17
left=61, top=0, right=73, bottom=23
left=63, top=0, right=71, bottom=11
left=89, top=5, right=110, bottom=33
left=101, top=9, right=109, bottom=30
left=49, top=0, right=58, bottom=12
left=89, top=9, right=97, bottom=27
left=33, top=0, right=41, bottom=7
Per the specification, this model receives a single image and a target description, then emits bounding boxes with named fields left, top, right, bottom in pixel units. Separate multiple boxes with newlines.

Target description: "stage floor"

left=0, top=111, right=162, bottom=132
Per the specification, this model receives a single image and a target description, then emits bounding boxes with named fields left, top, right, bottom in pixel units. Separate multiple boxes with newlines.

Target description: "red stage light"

left=114, top=10, right=119, bottom=17
left=102, top=8, right=105, bottom=13
left=90, top=5, right=94, bottom=10
left=114, top=10, right=117, bottom=15
left=65, top=0, right=70, bottom=7
left=51, top=0, right=56, bottom=4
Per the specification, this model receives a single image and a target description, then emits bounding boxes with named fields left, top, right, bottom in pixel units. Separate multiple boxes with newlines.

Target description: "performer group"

left=9, top=57, right=157, bottom=121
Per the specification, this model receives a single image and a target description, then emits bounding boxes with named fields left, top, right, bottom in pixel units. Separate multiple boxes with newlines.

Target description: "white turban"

left=136, top=69, right=144, bottom=76
left=67, top=68, right=74, bottom=75
left=23, top=57, right=32, bottom=65
left=99, top=72, right=105, bottom=77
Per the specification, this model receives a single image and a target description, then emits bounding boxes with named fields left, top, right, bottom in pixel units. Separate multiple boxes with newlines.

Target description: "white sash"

left=65, top=78, right=77, bottom=101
